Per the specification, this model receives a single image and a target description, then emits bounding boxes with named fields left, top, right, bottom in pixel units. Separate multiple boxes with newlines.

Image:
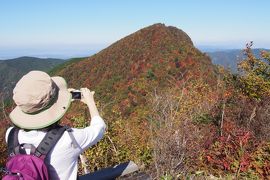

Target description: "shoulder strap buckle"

left=64, top=126, right=79, bottom=149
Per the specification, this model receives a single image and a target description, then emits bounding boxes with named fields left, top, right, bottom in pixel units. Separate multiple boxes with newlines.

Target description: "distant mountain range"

left=207, top=49, right=270, bottom=72
left=0, top=56, right=65, bottom=99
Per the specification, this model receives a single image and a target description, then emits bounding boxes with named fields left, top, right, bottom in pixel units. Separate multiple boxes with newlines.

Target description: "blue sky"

left=0, top=0, right=269, bottom=59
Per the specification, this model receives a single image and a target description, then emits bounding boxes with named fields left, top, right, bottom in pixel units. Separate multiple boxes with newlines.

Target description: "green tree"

left=238, top=41, right=270, bottom=100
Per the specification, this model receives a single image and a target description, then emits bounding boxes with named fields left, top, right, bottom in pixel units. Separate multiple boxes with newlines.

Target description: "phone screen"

left=71, top=91, right=81, bottom=100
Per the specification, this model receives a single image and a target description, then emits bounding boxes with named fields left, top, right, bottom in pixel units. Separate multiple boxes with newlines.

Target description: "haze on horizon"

left=0, top=0, right=269, bottom=59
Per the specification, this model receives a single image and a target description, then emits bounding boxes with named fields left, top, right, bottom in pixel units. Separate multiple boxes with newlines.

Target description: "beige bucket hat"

left=9, top=71, right=71, bottom=130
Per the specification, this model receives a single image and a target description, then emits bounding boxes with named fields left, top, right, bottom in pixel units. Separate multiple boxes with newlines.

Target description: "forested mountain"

left=0, top=56, right=65, bottom=98
left=51, top=23, right=219, bottom=175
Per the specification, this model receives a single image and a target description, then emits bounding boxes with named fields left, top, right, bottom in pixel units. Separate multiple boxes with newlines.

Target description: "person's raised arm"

left=80, top=88, right=100, bottom=120
left=70, top=88, right=106, bottom=152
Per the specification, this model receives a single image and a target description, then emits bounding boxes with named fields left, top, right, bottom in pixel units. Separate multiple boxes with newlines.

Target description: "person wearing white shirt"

left=5, top=71, right=106, bottom=180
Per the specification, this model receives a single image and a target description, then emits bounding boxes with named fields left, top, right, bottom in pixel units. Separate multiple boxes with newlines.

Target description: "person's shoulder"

left=90, top=116, right=106, bottom=128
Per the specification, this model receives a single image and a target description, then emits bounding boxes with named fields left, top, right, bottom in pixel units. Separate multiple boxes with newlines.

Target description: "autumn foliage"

left=0, top=24, right=270, bottom=179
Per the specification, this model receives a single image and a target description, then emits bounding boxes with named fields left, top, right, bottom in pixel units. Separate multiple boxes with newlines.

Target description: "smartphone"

left=71, top=91, right=82, bottom=100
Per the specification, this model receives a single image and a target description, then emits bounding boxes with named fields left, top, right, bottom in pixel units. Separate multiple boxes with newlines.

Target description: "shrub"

left=199, top=121, right=258, bottom=178
left=237, top=42, right=270, bottom=100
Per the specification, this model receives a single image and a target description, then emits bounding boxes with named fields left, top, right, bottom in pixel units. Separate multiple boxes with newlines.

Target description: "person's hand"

left=68, top=88, right=76, bottom=102
left=80, top=88, right=95, bottom=106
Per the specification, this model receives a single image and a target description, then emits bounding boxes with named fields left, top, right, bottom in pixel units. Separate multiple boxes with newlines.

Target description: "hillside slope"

left=0, top=56, right=65, bottom=98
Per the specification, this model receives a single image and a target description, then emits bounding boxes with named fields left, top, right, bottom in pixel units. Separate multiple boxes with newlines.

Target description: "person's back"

left=4, top=71, right=106, bottom=180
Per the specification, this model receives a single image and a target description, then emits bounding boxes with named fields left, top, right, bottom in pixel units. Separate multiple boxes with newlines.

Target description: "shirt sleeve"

left=71, top=115, right=106, bottom=153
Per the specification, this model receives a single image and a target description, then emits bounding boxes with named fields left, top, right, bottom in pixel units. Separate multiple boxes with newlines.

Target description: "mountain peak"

left=127, top=23, right=193, bottom=47
left=93, top=23, right=194, bottom=64
left=56, top=24, right=215, bottom=91
left=54, top=24, right=217, bottom=151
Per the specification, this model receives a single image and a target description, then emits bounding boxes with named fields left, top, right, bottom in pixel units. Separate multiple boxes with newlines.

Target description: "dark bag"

left=3, top=126, right=67, bottom=180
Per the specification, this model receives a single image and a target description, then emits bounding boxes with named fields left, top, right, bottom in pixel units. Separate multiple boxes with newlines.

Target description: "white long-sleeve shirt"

left=5, top=116, right=106, bottom=180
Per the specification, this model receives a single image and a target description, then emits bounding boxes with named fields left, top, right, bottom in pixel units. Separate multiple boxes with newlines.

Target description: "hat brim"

left=9, top=76, right=71, bottom=130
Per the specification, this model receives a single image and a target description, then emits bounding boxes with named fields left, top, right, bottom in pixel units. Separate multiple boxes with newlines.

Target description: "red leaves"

left=223, top=160, right=230, bottom=170
left=239, top=131, right=251, bottom=146
left=239, top=154, right=251, bottom=171
left=202, top=122, right=255, bottom=174
left=207, top=155, right=213, bottom=162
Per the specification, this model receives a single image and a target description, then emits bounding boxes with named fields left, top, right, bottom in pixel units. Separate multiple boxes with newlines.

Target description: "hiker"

left=4, top=71, right=106, bottom=180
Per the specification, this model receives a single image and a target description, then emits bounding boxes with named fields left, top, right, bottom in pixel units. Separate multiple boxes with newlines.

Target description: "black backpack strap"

left=35, top=126, right=66, bottom=158
left=7, top=127, right=20, bottom=156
